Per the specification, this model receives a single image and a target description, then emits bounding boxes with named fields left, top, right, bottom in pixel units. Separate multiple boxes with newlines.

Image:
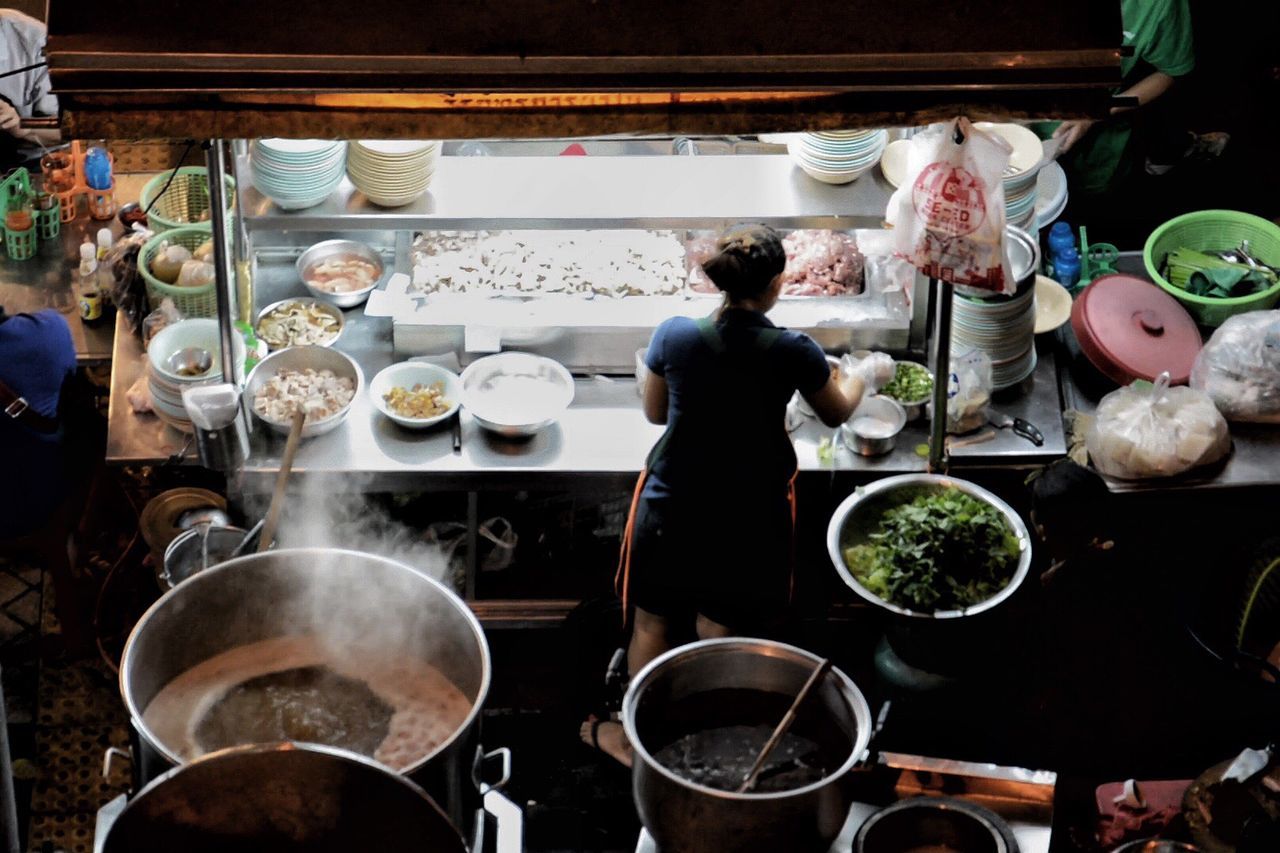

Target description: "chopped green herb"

left=879, top=362, right=934, bottom=403
left=843, top=490, right=1020, bottom=611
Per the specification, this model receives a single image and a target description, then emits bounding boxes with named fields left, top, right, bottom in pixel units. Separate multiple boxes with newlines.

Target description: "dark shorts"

left=625, top=495, right=792, bottom=630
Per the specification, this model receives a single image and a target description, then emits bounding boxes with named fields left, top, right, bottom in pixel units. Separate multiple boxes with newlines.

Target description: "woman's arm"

left=1055, top=71, right=1178, bottom=153
left=642, top=372, right=669, bottom=425
left=805, top=373, right=865, bottom=428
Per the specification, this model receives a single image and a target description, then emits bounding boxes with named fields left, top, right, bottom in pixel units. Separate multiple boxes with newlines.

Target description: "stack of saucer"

left=788, top=129, right=888, bottom=185
left=347, top=140, right=441, bottom=207
left=951, top=277, right=1038, bottom=390
left=251, top=139, right=346, bottom=210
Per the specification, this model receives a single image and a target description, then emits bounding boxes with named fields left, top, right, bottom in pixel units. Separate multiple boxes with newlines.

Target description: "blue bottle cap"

left=1049, top=221, right=1072, bottom=238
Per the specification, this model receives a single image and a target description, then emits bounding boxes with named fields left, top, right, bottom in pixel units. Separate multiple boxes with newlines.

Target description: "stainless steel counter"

left=105, top=308, right=193, bottom=465
left=0, top=172, right=150, bottom=364
left=106, top=246, right=1068, bottom=482
left=232, top=265, right=1065, bottom=492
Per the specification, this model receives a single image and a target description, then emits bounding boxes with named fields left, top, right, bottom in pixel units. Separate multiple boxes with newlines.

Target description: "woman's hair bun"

left=701, top=223, right=786, bottom=299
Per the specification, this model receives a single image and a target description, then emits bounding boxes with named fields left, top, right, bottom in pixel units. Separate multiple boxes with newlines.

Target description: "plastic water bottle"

left=1047, top=222, right=1075, bottom=259
left=1054, top=247, right=1081, bottom=292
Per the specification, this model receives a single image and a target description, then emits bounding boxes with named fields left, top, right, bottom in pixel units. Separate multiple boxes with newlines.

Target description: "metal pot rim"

left=854, top=796, right=1014, bottom=853
left=120, top=547, right=492, bottom=776
left=621, top=637, right=873, bottom=801
left=825, top=474, right=1032, bottom=620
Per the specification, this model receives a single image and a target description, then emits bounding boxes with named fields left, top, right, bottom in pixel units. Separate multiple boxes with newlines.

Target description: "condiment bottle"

left=96, top=227, right=113, bottom=260
left=77, top=240, right=104, bottom=325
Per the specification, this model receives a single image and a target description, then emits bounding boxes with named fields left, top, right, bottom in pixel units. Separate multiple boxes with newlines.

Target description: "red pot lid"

left=1070, top=273, right=1202, bottom=385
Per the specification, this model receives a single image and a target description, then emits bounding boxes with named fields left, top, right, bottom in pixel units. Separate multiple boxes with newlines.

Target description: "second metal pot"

left=623, top=638, right=873, bottom=853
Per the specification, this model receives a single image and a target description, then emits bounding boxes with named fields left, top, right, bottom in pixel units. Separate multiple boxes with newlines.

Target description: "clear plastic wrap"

left=1086, top=373, right=1231, bottom=480
left=1190, top=310, right=1280, bottom=423
left=886, top=118, right=1015, bottom=295
left=944, top=349, right=993, bottom=434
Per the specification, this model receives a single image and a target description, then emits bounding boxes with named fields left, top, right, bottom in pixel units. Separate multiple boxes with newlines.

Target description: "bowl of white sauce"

left=841, top=395, right=906, bottom=457
left=460, top=352, right=575, bottom=437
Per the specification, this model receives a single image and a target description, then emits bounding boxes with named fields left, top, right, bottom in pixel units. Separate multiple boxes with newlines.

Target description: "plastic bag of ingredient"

left=1087, top=372, right=1230, bottom=480
left=1190, top=310, right=1280, bottom=423
left=938, top=349, right=992, bottom=434
left=839, top=351, right=896, bottom=394
left=886, top=118, right=1015, bottom=294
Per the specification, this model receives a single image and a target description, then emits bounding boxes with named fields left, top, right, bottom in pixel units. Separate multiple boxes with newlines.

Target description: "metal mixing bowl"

left=826, top=474, right=1032, bottom=619
left=855, top=797, right=1017, bottom=853
left=841, top=396, right=906, bottom=457
left=254, top=297, right=345, bottom=350
left=460, top=352, right=574, bottom=437
left=243, top=345, right=363, bottom=438
left=296, top=239, right=386, bottom=308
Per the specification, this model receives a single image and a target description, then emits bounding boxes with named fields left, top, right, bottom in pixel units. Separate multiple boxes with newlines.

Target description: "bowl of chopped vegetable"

left=370, top=361, right=462, bottom=429
left=826, top=474, right=1031, bottom=619
left=876, top=361, right=934, bottom=421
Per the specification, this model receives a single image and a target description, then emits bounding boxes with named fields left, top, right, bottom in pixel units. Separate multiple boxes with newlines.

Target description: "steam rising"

left=265, top=473, right=450, bottom=584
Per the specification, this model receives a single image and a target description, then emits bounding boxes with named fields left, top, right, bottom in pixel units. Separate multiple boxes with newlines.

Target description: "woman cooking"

left=583, top=223, right=890, bottom=765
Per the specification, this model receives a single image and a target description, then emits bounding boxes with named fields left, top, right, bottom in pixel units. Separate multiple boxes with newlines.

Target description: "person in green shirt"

left=1052, top=0, right=1195, bottom=197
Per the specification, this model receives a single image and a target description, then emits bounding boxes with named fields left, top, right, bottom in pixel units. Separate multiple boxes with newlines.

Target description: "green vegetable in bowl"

left=842, top=490, right=1020, bottom=611
left=879, top=362, right=934, bottom=403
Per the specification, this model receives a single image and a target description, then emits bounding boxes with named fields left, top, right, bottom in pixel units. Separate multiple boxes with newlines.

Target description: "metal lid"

left=1005, top=226, right=1040, bottom=287
left=1070, top=273, right=1202, bottom=385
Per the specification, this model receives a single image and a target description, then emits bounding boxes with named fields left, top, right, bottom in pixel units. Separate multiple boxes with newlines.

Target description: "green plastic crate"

left=1144, top=210, right=1280, bottom=327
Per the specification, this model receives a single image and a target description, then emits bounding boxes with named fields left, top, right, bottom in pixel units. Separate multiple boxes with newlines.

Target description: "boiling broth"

left=143, top=635, right=473, bottom=771
left=194, top=665, right=393, bottom=757
left=653, top=724, right=827, bottom=793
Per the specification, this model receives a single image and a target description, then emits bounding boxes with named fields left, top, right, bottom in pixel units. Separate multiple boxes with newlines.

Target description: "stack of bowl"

left=347, top=140, right=441, bottom=206
left=147, top=319, right=246, bottom=433
left=787, top=129, right=888, bottom=185
left=975, top=123, right=1044, bottom=231
left=250, top=139, right=347, bottom=210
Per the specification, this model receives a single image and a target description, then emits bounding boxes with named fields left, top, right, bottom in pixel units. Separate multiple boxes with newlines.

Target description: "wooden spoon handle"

left=738, top=658, right=832, bottom=794
left=257, top=408, right=305, bottom=553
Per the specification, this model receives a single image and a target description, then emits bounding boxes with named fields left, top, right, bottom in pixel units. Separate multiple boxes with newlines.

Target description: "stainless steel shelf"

left=239, top=155, right=894, bottom=232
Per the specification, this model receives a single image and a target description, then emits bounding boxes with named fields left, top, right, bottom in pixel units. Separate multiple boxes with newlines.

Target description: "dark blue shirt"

left=641, top=309, right=830, bottom=504
left=0, top=309, right=76, bottom=538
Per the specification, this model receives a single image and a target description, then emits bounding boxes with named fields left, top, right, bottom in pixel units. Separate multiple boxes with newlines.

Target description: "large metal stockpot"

left=623, top=638, right=873, bottom=853
left=119, top=548, right=493, bottom=835
left=104, top=743, right=468, bottom=853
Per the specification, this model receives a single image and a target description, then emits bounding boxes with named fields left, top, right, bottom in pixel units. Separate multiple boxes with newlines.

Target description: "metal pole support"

left=928, top=277, right=953, bottom=473
left=204, top=139, right=238, bottom=388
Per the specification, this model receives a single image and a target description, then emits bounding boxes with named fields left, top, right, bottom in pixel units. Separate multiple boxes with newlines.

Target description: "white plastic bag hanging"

left=886, top=118, right=1015, bottom=294
left=1086, top=372, right=1231, bottom=480
left=1190, top=310, right=1280, bottom=423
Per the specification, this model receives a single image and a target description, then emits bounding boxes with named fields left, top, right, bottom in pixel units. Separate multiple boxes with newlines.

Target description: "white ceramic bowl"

left=147, top=319, right=246, bottom=384
left=369, top=361, right=462, bottom=429
left=460, top=353, right=574, bottom=437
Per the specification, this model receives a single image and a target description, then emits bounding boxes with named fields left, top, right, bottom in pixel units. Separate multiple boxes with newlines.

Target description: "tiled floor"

left=1, top=560, right=129, bottom=853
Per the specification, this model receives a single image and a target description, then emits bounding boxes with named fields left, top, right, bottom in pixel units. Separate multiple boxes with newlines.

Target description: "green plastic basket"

left=140, top=167, right=235, bottom=234
left=1144, top=210, right=1280, bottom=327
left=140, top=225, right=219, bottom=317
left=3, top=224, right=35, bottom=260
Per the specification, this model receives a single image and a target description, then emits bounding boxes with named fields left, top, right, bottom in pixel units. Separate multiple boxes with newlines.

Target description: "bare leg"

left=581, top=607, right=676, bottom=768
left=696, top=613, right=733, bottom=640
left=629, top=606, right=677, bottom=676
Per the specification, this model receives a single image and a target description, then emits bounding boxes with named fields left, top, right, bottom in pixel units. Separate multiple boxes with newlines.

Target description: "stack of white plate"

left=975, top=122, right=1045, bottom=232
left=347, top=140, right=441, bottom=206
left=147, top=319, right=246, bottom=433
left=951, top=279, right=1038, bottom=390
left=251, top=139, right=347, bottom=210
left=787, top=129, right=888, bottom=185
